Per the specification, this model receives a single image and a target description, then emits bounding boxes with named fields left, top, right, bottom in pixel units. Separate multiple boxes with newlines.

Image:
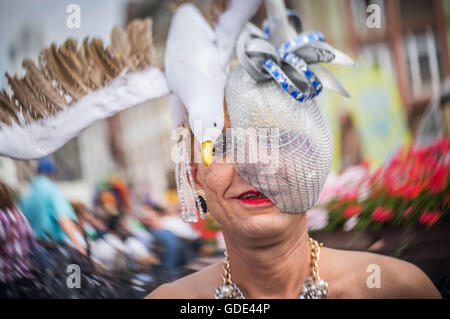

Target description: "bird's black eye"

left=214, top=122, right=217, bottom=127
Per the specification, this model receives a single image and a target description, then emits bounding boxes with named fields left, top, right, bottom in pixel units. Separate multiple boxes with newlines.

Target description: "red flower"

left=403, top=182, right=424, bottom=199
left=371, top=207, right=394, bottom=223
left=387, top=184, right=404, bottom=197
left=342, top=191, right=358, bottom=201
left=342, top=204, right=362, bottom=219
left=428, top=167, right=447, bottom=194
left=419, top=210, right=440, bottom=226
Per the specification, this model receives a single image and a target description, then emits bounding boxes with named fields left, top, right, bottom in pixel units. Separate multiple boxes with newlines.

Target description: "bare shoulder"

left=321, top=247, right=441, bottom=299
left=146, top=261, right=223, bottom=299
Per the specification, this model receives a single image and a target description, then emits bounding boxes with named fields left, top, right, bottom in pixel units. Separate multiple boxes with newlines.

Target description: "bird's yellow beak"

left=202, top=140, right=214, bottom=167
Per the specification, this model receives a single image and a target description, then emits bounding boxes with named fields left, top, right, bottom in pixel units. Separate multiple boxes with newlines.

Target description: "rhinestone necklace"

left=214, top=237, right=328, bottom=299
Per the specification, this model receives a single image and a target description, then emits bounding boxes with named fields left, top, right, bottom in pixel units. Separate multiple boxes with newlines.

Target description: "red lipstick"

left=233, top=190, right=273, bottom=206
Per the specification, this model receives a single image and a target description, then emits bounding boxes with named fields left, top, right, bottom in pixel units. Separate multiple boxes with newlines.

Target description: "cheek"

left=198, top=163, right=234, bottom=214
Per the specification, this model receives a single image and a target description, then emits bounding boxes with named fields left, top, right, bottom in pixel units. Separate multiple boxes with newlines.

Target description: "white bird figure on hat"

left=165, top=1, right=262, bottom=166
left=0, top=0, right=263, bottom=165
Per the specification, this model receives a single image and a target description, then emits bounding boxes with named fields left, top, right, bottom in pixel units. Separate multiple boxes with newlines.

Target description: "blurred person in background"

left=92, top=187, right=156, bottom=264
left=94, top=177, right=133, bottom=218
left=94, top=180, right=146, bottom=236
left=0, top=180, right=38, bottom=298
left=162, top=202, right=201, bottom=242
left=159, top=203, right=207, bottom=261
left=190, top=210, right=223, bottom=257
left=109, top=177, right=133, bottom=216
left=141, top=204, right=183, bottom=269
left=19, top=157, right=86, bottom=255
left=72, top=202, right=107, bottom=241
left=90, top=214, right=158, bottom=271
left=163, top=204, right=218, bottom=259
left=0, top=158, right=100, bottom=299
left=94, top=189, right=121, bottom=219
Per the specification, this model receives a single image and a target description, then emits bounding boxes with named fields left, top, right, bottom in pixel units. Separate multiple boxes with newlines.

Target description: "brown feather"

left=127, top=18, right=154, bottom=69
left=0, top=107, right=13, bottom=125
left=6, top=74, right=32, bottom=117
left=39, top=46, right=73, bottom=102
left=77, top=38, right=102, bottom=90
left=59, top=39, right=84, bottom=76
left=7, top=74, right=47, bottom=121
left=23, top=73, right=60, bottom=114
left=22, top=59, right=66, bottom=109
left=111, top=25, right=131, bottom=69
left=57, top=44, right=89, bottom=95
left=0, top=91, right=20, bottom=123
left=44, top=44, right=84, bottom=100
left=91, top=38, right=122, bottom=78
left=86, top=39, right=112, bottom=85
left=17, top=77, right=47, bottom=118
left=1, top=18, right=156, bottom=128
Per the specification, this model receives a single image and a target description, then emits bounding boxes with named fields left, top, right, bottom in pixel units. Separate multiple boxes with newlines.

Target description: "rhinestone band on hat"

left=278, top=31, right=325, bottom=55
left=281, top=52, right=323, bottom=97
left=262, top=58, right=316, bottom=102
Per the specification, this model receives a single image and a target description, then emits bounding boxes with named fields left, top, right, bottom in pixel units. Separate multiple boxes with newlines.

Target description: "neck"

left=222, top=217, right=311, bottom=298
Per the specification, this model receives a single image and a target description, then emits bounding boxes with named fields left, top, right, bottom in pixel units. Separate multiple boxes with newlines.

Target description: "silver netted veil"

left=225, top=66, right=333, bottom=213
left=222, top=0, right=353, bottom=214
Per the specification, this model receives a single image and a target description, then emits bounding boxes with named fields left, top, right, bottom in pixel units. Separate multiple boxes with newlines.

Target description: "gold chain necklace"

left=214, top=237, right=328, bottom=299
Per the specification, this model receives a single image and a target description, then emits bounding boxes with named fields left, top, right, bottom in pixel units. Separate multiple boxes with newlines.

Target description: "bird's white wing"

left=215, top=0, right=264, bottom=68
left=0, top=18, right=169, bottom=160
left=0, top=68, right=168, bottom=159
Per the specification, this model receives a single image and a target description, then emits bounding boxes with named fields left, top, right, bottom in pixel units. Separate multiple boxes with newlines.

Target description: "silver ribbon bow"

left=235, top=9, right=354, bottom=102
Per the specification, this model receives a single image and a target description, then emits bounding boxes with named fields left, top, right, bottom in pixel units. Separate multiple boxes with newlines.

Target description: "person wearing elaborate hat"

left=0, top=0, right=440, bottom=298
left=148, top=0, right=440, bottom=299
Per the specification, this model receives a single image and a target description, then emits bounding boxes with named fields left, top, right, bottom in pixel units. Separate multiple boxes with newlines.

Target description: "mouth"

left=233, top=190, right=273, bottom=206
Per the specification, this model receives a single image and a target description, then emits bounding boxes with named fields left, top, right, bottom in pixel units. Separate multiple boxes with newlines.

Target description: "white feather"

left=306, top=41, right=356, bottom=67
left=215, top=0, right=263, bottom=67
left=309, top=64, right=350, bottom=97
left=263, top=0, right=297, bottom=47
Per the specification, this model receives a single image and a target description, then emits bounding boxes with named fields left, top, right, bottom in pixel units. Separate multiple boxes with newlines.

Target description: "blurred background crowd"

left=1, top=156, right=223, bottom=298
left=0, top=0, right=449, bottom=298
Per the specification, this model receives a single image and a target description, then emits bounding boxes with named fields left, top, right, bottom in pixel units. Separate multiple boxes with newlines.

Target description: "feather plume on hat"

left=0, top=1, right=263, bottom=163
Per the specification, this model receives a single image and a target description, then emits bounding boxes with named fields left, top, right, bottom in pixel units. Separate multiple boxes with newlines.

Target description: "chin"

left=230, top=205, right=295, bottom=240
left=211, top=200, right=301, bottom=242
